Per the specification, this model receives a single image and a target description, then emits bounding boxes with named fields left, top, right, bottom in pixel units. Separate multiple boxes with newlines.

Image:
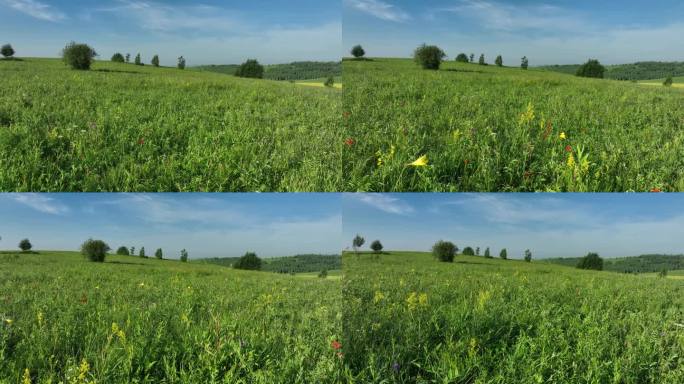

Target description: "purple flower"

left=392, top=362, right=400, bottom=373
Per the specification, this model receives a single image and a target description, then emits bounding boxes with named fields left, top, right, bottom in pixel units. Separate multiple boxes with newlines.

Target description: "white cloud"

left=344, top=0, right=410, bottom=22
left=350, top=194, right=415, bottom=215
left=1, top=0, right=66, bottom=22
left=10, top=194, right=69, bottom=215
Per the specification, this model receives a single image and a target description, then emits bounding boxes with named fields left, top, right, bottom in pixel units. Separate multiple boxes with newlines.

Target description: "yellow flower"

left=518, top=102, right=535, bottom=125
left=468, top=338, right=479, bottom=358
left=567, top=153, right=576, bottom=168
left=559, top=132, right=566, bottom=140
left=4, top=318, right=12, bottom=325
left=22, top=368, right=31, bottom=384
left=477, top=290, right=492, bottom=311
left=406, top=292, right=418, bottom=311
left=37, top=311, right=44, bottom=327
left=78, top=358, right=89, bottom=381
left=138, top=282, right=145, bottom=287
left=418, top=293, right=428, bottom=307
left=408, top=155, right=428, bottom=167
left=373, top=291, right=385, bottom=304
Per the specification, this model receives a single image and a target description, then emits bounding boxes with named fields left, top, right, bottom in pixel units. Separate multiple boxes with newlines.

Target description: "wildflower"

left=138, top=138, right=144, bottom=145
left=4, top=318, right=12, bottom=325
left=22, top=368, right=31, bottom=384
left=37, top=311, right=43, bottom=327
left=79, top=294, right=88, bottom=304
left=344, top=138, right=355, bottom=147
left=392, top=362, right=400, bottom=373
left=650, top=188, right=663, bottom=193
left=565, top=145, right=572, bottom=152
left=468, top=338, right=478, bottom=357
left=343, top=111, right=351, bottom=119
left=88, top=121, right=97, bottom=129
left=78, top=358, right=89, bottom=381
left=138, top=282, right=145, bottom=287
left=331, top=340, right=342, bottom=350
left=373, top=291, right=385, bottom=303
left=559, top=132, right=566, bottom=140
left=418, top=293, right=428, bottom=307
left=408, top=155, right=428, bottom=167
left=477, top=290, right=491, bottom=311
left=518, top=102, right=535, bottom=125
left=337, top=352, right=344, bottom=359
left=567, top=153, right=576, bottom=168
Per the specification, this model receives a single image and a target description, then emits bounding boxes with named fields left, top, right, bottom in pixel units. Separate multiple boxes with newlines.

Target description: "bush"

left=318, top=269, right=328, bottom=278
left=478, top=54, right=486, bottom=65
left=432, top=240, right=457, bottom=262
left=180, top=249, right=188, bottom=262
left=125, top=53, right=130, bottom=63
left=111, top=53, right=125, bottom=63
left=234, top=252, right=262, bottom=270
left=155, top=248, right=163, bottom=259
left=664, top=77, right=673, bottom=87
left=18, top=238, right=32, bottom=251
left=499, top=248, right=508, bottom=260
left=81, top=238, right=110, bottom=262
left=576, top=59, right=605, bottom=78
left=521, top=56, right=529, bottom=70
left=484, top=247, right=491, bottom=258
left=370, top=240, right=383, bottom=253
left=351, top=45, right=365, bottom=58
left=62, top=42, right=97, bottom=70
left=324, top=76, right=335, bottom=87
left=495, top=55, right=503, bottom=67
left=134, top=53, right=142, bottom=66
left=235, top=59, right=264, bottom=79
left=455, top=53, right=469, bottom=63
left=116, top=246, right=129, bottom=255
left=462, top=246, right=475, bottom=256
left=414, top=44, right=446, bottom=70
left=577, top=252, right=603, bottom=270
left=524, top=249, right=532, bottom=262
left=177, top=56, right=186, bottom=70
left=1, top=43, right=15, bottom=58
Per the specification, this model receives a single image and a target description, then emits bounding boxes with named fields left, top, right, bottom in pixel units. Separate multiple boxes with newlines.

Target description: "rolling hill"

left=543, top=254, right=684, bottom=273
left=539, top=61, right=684, bottom=80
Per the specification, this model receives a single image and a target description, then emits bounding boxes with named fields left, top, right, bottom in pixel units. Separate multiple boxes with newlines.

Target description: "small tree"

left=18, top=238, right=32, bottom=251
left=235, top=59, right=264, bottom=79
left=151, top=55, right=160, bottom=67
left=130, top=246, right=135, bottom=255
left=521, top=56, right=529, bottom=70
left=318, top=269, right=328, bottom=278
left=125, top=53, right=130, bottom=63
left=664, top=77, right=674, bottom=87
left=455, top=53, right=469, bottom=63
left=577, top=252, right=603, bottom=270
left=414, top=44, right=446, bottom=70
left=111, top=53, right=125, bottom=63
left=351, top=45, right=365, bottom=58
left=352, top=234, right=365, bottom=255
left=576, top=59, right=605, bottom=78
left=658, top=269, right=668, bottom=278
left=180, top=249, right=188, bottom=262
left=370, top=240, right=383, bottom=253
left=433, top=240, right=457, bottom=262
left=139, top=246, right=146, bottom=258
left=463, top=246, right=475, bottom=256
left=116, top=246, right=130, bottom=255
left=499, top=248, right=508, bottom=260
left=234, top=252, right=262, bottom=270
left=134, top=53, right=142, bottom=66
left=62, top=42, right=97, bottom=70
left=177, top=56, right=186, bottom=69
left=524, top=249, right=532, bottom=262
left=81, top=238, right=110, bottom=262
left=324, top=76, right=335, bottom=87
left=478, top=54, right=486, bottom=65
left=155, top=248, right=163, bottom=259
left=1, top=44, right=15, bottom=58
left=495, top=55, right=503, bottom=67
left=475, top=247, right=480, bottom=256
left=469, top=53, right=475, bottom=63
left=484, top=247, right=491, bottom=258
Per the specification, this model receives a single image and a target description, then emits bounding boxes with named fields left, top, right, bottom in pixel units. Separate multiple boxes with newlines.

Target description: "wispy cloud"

left=1, top=0, right=66, bottom=22
left=11, top=194, right=69, bottom=215
left=344, top=0, right=410, bottom=22
left=351, top=194, right=415, bottom=215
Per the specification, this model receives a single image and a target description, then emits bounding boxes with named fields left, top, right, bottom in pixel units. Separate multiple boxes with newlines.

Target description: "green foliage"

left=484, top=247, right=491, bottom=258
left=155, top=248, right=163, bottom=259
left=658, top=269, right=668, bottom=278
left=577, top=252, right=604, bottom=270
left=134, top=53, right=141, bottom=66
left=1, top=43, right=15, bottom=58
left=125, top=53, right=130, bottom=63
left=524, top=249, right=532, bottom=262
left=546, top=254, right=684, bottom=273
left=664, top=77, right=673, bottom=86
left=576, top=59, right=605, bottom=78
left=318, top=269, right=328, bottom=278
left=495, top=55, right=503, bottom=67
left=235, top=59, right=264, bottom=79
left=115, top=246, right=129, bottom=256
left=413, top=44, right=446, bottom=70
left=111, top=53, right=125, bottom=63
left=139, top=246, right=146, bottom=258
left=353, top=235, right=365, bottom=254
left=80, top=239, right=110, bottom=262
left=521, top=56, right=529, bottom=70
left=500, top=248, right=507, bottom=260
left=462, top=246, right=475, bottom=256
left=151, top=55, right=160, bottom=67
left=233, top=252, right=262, bottom=271
left=180, top=249, right=188, bottom=262
left=478, top=54, right=486, bottom=65
left=370, top=240, right=383, bottom=253
left=469, top=54, right=475, bottom=63
left=351, top=45, right=365, bottom=58
left=455, top=53, right=469, bottom=63
left=475, top=247, right=480, bottom=256
left=18, top=238, right=32, bottom=251
left=177, top=56, right=185, bottom=69
left=130, top=246, right=135, bottom=256
left=542, top=61, right=684, bottom=81
left=61, top=42, right=97, bottom=70
left=324, top=76, right=335, bottom=87
left=432, top=240, right=457, bottom=262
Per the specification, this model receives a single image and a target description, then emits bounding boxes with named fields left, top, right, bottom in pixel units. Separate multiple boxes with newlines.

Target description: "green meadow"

left=0, top=251, right=342, bottom=383
left=343, top=58, right=684, bottom=192
left=343, top=251, right=684, bottom=383
left=0, top=58, right=341, bottom=192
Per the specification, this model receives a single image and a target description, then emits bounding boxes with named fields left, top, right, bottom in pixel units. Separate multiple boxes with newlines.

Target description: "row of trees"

left=110, top=52, right=162, bottom=67
left=52, top=41, right=188, bottom=70
left=352, top=235, right=384, bottom=254
left=432, top=241, right=530, bottom=262
left=114, top=245, right=189, bottom=262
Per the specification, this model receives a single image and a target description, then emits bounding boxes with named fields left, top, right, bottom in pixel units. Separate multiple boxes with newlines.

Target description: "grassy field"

left=343, top=251, right=684, bottom=383
left=0, top=58, right=341, bottom=192
left=343, top=58, right=684, bottom=191
left=0, top=251, right=343, bottom=383
left=640, top=76, right=684, bottom=88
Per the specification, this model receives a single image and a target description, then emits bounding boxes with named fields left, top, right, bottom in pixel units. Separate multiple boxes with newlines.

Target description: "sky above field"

left=0, top=194, right=341, bottom=259
left=343, top=0, right=684, bottom=65
left=0, top=0, right=341, bottom=65
left=343, top=193, right=684, bottom=259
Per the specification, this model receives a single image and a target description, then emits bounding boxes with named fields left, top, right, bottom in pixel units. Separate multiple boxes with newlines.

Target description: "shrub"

left=455, top=53, right=469, bottom=63
left=478, top=54, right=486, bottom=65
left=484, top=247, right=491, bottom=258
left=469, top=53, right=475, bottom=63
left=664, top=77, right=673, bottom=87
left=234, top=252, right=262, bottom=270
left=180, top=249, right=188, bottom=262
left=658, top=269, right=668, bottom=278
left=324, top=76, right=335, bottom=87
left=351, top=45, right=365, bottom=58
left=353, top=234, right=365, bottom=255
left=134, top=53, right=142, bottom=65
left=155, top=248, right=163, bottom=259
left=235, top=59, right=264, bottom=79
left=151, top=55, right=160, bottom=67
left=318, top=269, right=328, bottom=278
left=495, top=55, right=503, bottom=67
left=177, top=56, right=186, bottom=70
left=1, top=43, right=15, bottom=58
left=414, top=44, right=446, bottom=70
left=18, top=238, right=32, bottom=251
left=524, top=249, right=532, bottom=262
left=116, top=246, right=129, bottom=255
left=81, top=238, right=110, bottom=262
left=577, top=252, right=603, bottom=270
left=432, top=240, right=457, bottom=262
left=125, top=53, right=130, bottom=63
left=576, top=59, right=605, bottom=78
left=521, top=56, right=529, bottom=70
left=462, top=246, right=475, bottom=256
left=130, top=246, right=135, bottom=255
left=111, top=53, right=125, bottom=63
left=62, top=42, right=97, bottom=70
left=499, top=248, right=508, bottom=260
left=370, top=240, right=383, bottom=253
left=139, top=246, right=146, bottom=258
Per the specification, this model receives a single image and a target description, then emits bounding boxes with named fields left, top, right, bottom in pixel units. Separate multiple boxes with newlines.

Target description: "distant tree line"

left=541, top=61, right=684, bottom=81
left=546, top=254, right=684, bottom=273
left=197, top=61, right=341, bottom=81
left=197, top=254, right=341, bottom=274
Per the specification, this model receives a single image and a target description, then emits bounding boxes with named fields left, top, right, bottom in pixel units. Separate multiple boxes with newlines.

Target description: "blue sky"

left=343, top=0, right=684, bottom=65
left=0, top=193, right=341, bottom=259
left=343, top=193, right=684, bottom=259
left=0, top=0, right=341, bottom=65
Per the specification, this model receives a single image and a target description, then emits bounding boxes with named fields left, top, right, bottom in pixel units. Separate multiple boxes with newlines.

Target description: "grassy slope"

left=0, top=251, right=342, bottom=383
left=343, top=251, right=684, bottom=383
left=0, top=58, right=341, bottom=191
left=343, top=58, right=684, bottom=191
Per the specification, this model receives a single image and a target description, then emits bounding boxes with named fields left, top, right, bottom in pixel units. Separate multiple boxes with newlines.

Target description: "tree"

left=577, top=252, right=603, bottom=270
left=521, top=56, right=529, bottom=70
left=235, top=59, right=264, bottom=79
left=177, top=56, right=186, bottom=70
left=484, top=247, right=491, bottom=258
left=18, top=238, right=32, bottom=251
left=116, top=246, right=130, bottom=255
left=1, top=44, right=15, bottom=58
left=111, top=53, right=125, bottom=63
left=433, top=240, right=457, bottom=262
left=351, top=45, right=365, bottom=58
left=478, top=54, right=486, bottom=65
left=151, top=55, right=160, bottom=67
left=475, top=247, right=480, bottom=256
left=658, top=269, right=668, bottom=278
left=134, top=53, right=142, bottom=66
left=234, top=252, right=262, bottom=270
left=469, top=53, right=475, bottom=63
left=180, top=249, right=188, bottom=262
left=455, top=53, right=469, bottom=63
left=414, top=44, right=446, bottom=70
left=324, top=76, right=335, bottom=87
left=576, top=59, right=605, bottom=78
left=139, top=246, right=146, bottom=258
left=81, top=238, right=110, bottom=262
left=125, top=53, right=130, bottom=63
left=370, top=240, right=383, bottom=253
left=463, top=246, right=475, bottom=256
left=62, top=42, right=97, bottom=70
left=524, top=249, right=532, bottom=262
left=499, top=248, right=508, bottom=260
left=318, top=269, right=328, bottom=278
left=155, top=248, right=163, bottom=259
left=130, top=246, right=135, bottom=255
left=352, top=234, right=365, bottom=255
left=495, top=55, right=503, bottom=67
left=664, top=77, right=674, bottom=87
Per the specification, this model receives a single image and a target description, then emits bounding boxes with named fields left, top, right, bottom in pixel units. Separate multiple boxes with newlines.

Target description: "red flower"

left=331, top=340, right=342, bottom=350
left=565, top=145, right=572, bottom=152
left=138, top=138, right=145, bottom=145
left=650, top=188, right=662, bottom=193
left=345, top=138, right=355, bottom=147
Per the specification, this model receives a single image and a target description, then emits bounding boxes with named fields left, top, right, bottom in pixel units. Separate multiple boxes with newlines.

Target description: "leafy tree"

left=177, top=56, right=186, bottom=69
left=111, top=53, right=125, bottom=63
left=155, top=248, right=163, bottom=259
left=414, top=44, right=446, bottom=70
left=463, top=246, right=475, bottom=256
left=234, top=252, right=262, bottom=270
left=521, top=56, right=529, bottom=70
left=139, top=246, right=146, bottom=258
left=352, top=234, right=365, bottom=255
left=500, top=248, right=508, bottom=260
left=484, top=247, right=491, bottom=258
left=235, top=59, right=264, bottom=79
left=658, top=269, right=668, bottom=278
left=18, top=238, right=32, bottom=251
left=433, top=240, right=457, bottom=262
left=455, top=53, right=469, bottom=63
left=125, top=53, right=130, bottom=63
left=81, top=238, right=110, bottom=262
left=524, top=249, right=532, bottom=262
left=351, top=45, right=365, bottom=58
left=470, top=53, right=475, bottom=63
left=324, top=76, right=335, bottom=87
left=475, top=247, right=480, bottom=256
left=130, top=246, right=135, bottom=255
left=576, top=59, right=605, bottom=78
left=577, top=252, right=603, bottom=270
left=180, top=249, right=188, bottom=262
left=664, top=77, right=674, bottom=87
left=151, top=55, right=160, bottom=67
left=116, top=246, right=130, bottom=255
left=495, top=55, right=503, bottom=67
left=1, top=43, right=15, bottom=58
left=318, top=269, right=328, bottom=278
left=370, top=240, right=383, bottom=253
left=478, top=54, right=486, bottom=65
left=134, top=53, right=142, bottom=66
left=62, top=42, right=97, bottom=70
